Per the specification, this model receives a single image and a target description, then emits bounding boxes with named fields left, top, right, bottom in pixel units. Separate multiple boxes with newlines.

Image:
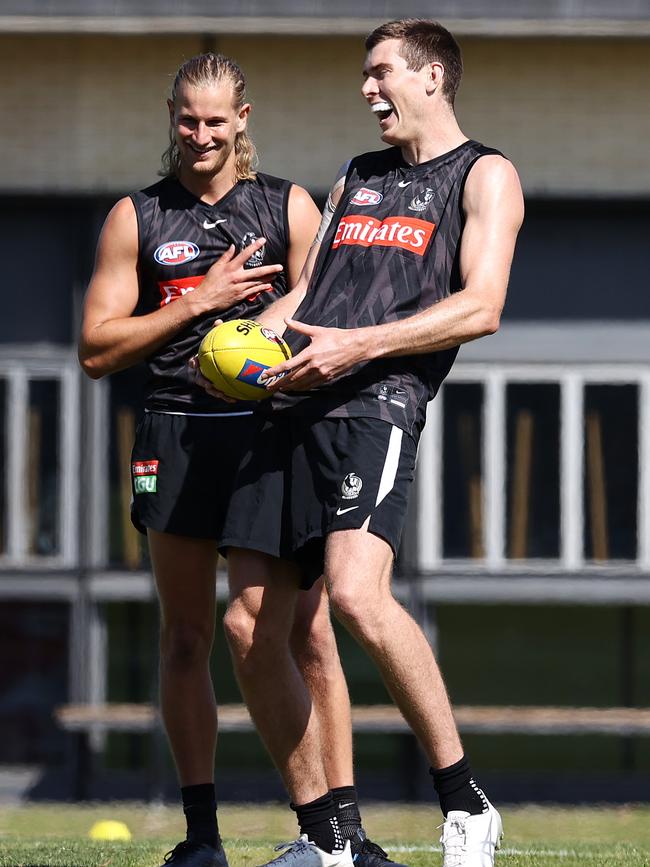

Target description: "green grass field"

left=0, top=803, right=649, bottom=867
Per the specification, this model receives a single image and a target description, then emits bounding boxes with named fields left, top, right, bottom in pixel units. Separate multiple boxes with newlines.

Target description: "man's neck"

left=400, top=115, right=468, bottom=167
left=177, top=167, right=238, bottom=205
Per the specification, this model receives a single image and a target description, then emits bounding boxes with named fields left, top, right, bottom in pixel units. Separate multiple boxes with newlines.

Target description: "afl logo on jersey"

left=154, top=241, right=200, bottom=266
left=350, top=188, right=383, bottom=206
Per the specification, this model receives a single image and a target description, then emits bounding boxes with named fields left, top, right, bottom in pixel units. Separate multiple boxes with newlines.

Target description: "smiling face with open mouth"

left=362, top=38, right=434, bottom=148
left=169, top=80, right=250, bottom=182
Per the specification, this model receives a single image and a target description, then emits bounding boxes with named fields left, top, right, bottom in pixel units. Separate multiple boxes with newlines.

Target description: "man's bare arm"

left=79, top=198, right=283, bottom=379
left=255, top=183, right=321, bottom=334
left=369, top=156, right=523, bottom=356
left=266, top=156, right=524, bottom=390
left=256, top=167, right=348, bottom=334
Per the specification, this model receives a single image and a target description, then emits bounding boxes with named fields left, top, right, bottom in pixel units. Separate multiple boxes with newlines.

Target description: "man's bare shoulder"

left=105, top=195, right=137, bottom=226
left=464, top=154, right=524, bottom=221
left=99, top=196, right=138, bottom=246
left=465, top=154, right=521, bottom=196
left=288, top=183, right=317, bottom=208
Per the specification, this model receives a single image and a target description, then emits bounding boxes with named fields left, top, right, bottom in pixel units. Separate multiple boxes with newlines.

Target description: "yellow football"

left=198, top=319, right=292, bottom=401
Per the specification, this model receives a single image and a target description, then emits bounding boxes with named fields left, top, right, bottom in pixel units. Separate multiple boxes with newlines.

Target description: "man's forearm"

left=79, top=295, right=200, bottom=379
left=360, top=288, right=501, bottom=362
left=256, top=233, right=321, bottom=335
left=255, top=284, right=307, bottom=335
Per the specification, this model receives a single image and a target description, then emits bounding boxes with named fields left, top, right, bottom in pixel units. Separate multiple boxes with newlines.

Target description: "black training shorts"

left=130, top=410, right=257, bottom=539
left=219, top=414, right=418, bottom=588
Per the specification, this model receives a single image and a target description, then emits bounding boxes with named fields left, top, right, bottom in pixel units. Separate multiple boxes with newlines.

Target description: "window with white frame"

left=0, top=353, right=79, bottom=568
left=416, top=364, right=650, bottom=573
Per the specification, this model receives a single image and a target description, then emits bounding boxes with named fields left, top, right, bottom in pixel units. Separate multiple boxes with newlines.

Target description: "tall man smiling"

left=218, top=20, right=524, bottom=867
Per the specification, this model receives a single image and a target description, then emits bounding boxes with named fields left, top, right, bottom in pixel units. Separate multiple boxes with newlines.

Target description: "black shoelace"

left=361, top=839, right=391, bottom=860
left=164, top=840, right=203, bottom=862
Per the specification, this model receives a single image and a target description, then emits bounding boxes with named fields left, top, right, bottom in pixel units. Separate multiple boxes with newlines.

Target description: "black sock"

left=331, top=785, right=365, bottom=854
left=430, top=756, right=489, bottom=817
left=292, top=791, right=344, bottom=853
left=181, top=783, right=220, bottom=848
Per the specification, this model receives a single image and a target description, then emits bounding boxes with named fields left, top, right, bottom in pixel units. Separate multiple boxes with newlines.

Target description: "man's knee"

left=328, top=580, right=365, bottom=628
left=224, top=596, right=290, bottom=665
left=328, top=577, right=393, bottom=642
left=160, top=620, right=213, bottom=672
left=222, top=597, right=256, bottom=658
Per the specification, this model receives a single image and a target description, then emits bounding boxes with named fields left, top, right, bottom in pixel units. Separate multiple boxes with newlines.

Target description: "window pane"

left=506, top=384, right=560, bottom=559
left=28, top=379, right=60, bottom=556
left=583, top=385, right=638, bottom=561
left=442, top=383, right=484, bottom=559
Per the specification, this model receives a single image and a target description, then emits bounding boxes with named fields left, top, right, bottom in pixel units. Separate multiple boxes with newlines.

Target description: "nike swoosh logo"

left=338, top=802, right=356, bottom=809
left=335, top=506, right=359, bottom=516
left=203, top=219, right=227, bottom=229
left=398, top=180, right=412, bottom=188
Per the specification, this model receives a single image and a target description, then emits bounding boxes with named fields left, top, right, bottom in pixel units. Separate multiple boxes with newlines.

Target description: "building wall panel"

left=0, top=35, right=647, bottom=196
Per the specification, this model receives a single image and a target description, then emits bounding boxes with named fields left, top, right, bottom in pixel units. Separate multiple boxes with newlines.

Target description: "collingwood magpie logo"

left=241, top=231, right=265, bottom=267
left=408, top=188, right=436, bottom=212
left=341, top=473, right=363, bottom=500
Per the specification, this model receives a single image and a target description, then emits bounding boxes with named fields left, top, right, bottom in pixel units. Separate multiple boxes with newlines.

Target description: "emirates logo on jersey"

left=332, top=215, right=435, bottom=255
left=158, top=274, right=204, bottom=306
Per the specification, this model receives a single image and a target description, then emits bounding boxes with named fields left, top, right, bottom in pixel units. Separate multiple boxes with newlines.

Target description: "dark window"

left=0, top=602, right=69, bottom=763
left=0, top=195, right=113, bottom=345
left=506, top=200, right=650, bottom=321
left=442, top=382, right=484, bottom=558
left=505, top=384, right=561, bottom=559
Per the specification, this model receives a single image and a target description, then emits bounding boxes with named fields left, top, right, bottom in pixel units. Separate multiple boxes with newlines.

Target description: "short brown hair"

left=162, top=52, right=257, bottom=181
left=365, top=19, right=463, bottom=106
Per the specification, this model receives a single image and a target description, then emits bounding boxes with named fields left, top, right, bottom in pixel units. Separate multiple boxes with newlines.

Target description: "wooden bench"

left=55, top=701, right=650, bottom=800
left=56, top=702, right=650, bottom=737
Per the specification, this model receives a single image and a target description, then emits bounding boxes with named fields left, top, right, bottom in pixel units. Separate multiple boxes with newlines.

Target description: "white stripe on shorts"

left=375, top=425, right=403, bottom=507
left=145, top=408, right=254, bottom=418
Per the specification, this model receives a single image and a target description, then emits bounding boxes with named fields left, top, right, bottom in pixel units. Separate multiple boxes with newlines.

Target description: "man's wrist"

left=358, top=325, right=384, bottom=361
left=180, top=291, right=209, bottom=319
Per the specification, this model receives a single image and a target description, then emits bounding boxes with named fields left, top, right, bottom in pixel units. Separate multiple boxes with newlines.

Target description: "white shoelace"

left=439, top=816, right=467, bottom=867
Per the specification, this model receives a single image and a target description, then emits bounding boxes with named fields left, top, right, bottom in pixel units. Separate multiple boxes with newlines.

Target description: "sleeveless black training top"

left=273, top=140, right=503, bottom=437
left=131, top=173, right=292, bottom=414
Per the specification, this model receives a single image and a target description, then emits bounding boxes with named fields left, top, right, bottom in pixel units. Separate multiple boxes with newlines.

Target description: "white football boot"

left=258, top=836, right=353, bottom=867
left=439, top=801, right=503, bottom=867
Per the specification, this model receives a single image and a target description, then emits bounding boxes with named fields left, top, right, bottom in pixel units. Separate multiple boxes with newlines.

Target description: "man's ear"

left=236, top=102, right=251, bottom=133
left=426, top=61, right=445, bottom=96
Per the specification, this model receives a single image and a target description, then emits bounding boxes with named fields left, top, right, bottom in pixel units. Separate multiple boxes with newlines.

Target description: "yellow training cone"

left=88, top=819, right=132, bottom=841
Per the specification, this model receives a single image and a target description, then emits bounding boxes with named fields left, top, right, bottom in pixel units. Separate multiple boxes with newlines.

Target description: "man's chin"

left=185, top=157, right=225, bottom=177
left=188, top=161, right=217, bottom=174
left=380, top=129, right=399, bottom=145
left=380, top=124, right=408, bottom=147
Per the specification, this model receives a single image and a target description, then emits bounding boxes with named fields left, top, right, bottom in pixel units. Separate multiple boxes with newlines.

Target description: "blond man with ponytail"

left=80, top=52, right=398, bottom=867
